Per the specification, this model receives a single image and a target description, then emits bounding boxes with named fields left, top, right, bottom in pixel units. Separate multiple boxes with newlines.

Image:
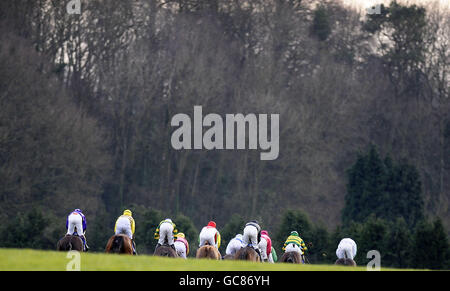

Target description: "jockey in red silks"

left=199, top=221, right=221, bottom=249
left=258, top=230, right=273, bottom=262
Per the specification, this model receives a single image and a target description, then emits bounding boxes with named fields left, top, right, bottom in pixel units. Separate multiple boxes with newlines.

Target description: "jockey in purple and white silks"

left=66, top=209, right=88, bottom=251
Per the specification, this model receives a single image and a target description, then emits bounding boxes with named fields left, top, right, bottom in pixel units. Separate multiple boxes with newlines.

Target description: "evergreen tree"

left=384, top=217, right=412, bottom=268
left=343, top=146, right=388, bottom=224
left=0, top=208, right=51, bottom=249
left=309, top=224, right=332, bottom=264
left=311, top=4, right=331, bottom=41
left=343, top=146, right=424, bottom=229
left=412, top=218, right=450, bottom=269
left=355, top=215, right=389, bottom=266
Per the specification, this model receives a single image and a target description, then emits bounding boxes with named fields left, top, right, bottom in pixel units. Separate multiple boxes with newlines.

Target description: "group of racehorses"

left=56, top=234, right=356, bottom=266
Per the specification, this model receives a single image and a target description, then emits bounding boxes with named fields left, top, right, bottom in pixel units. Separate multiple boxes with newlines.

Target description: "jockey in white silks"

left=336, top=238, right=357, bottom=260
left=174, top=232, right=189, bottom=259
left=225, top=234, right=244, bottom=256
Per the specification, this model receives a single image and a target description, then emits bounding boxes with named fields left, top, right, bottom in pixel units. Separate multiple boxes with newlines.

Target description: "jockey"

left=174, top=232, right=189, bottom=259
left=336, top=238, right=357, bottom=260
left=258, top=230, right=273, bottom=262
left=114, top=209, right=136, bottom=255
left=199, top=221, right=221, bottom=249
left=154, top=218, right=178, bottom=251
left=282, top=231, right=307, bottom=262
left=242, top=220, right=262, bottom=258
left=225, top=234, right=244, bottom=256
left=270, top=246, right=278, bottom=263
left=66, top=209, right=88, bottom=251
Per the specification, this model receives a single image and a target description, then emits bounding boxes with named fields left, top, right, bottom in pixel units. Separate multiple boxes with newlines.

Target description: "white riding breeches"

left=336, top=238, right=357, bottom=260
left=199, top=227, right=218, bottom=248
left=174, top=241, right=187, bottom=258
left=285, top=243, right=303, bottom=255
left=242, top=225, right=258, bottom=247
left=226, top=239, right=244, bottom=255
left=258, top=237, right=269, bottom=261
left=158, top=222, right=174, bottom=245
left=67, top=213, right=83, bottom=236
left=115, top=216, right=133, bottom=239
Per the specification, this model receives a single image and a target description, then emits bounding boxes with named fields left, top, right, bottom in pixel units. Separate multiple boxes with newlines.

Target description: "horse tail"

left=112, top=235, right=124, bottom=253
left=68, top=236, right=73, bottom=251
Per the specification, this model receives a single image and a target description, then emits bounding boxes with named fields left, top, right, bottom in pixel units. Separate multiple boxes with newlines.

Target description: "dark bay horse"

left=234, top=246, right=260, bottom=262
left=105, top=234, right=133, bottom=255
left=196, top=242, right=221, bottom=260
left=280, top=251, right=303, bottom=264
left=335, top=258, right=357, bottom=266
left=154, top=244, right=178, bottom=257
left=223, top=254, right=235, bottom=260
left=57, top=235, right=83, bottom=252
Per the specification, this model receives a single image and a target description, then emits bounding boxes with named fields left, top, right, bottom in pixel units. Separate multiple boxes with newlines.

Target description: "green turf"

left=0, top=248, right=417, bottom=271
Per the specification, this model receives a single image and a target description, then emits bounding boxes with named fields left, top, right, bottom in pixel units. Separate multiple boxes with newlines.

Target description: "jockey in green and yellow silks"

left=282, top=231, right=307, bottom=257
left=154, top=218, right=178, bottom=251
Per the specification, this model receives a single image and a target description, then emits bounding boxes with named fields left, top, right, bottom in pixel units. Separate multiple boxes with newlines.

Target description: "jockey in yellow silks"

left=114, top=209, right=136, bottom=254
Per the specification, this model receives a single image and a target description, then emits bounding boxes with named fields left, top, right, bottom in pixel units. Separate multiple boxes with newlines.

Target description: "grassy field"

left=0, top=248, right=416, bottom=271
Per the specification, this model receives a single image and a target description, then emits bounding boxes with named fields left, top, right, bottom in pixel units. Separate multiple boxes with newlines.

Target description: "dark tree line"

left=0, top=0, right=449, bottom=268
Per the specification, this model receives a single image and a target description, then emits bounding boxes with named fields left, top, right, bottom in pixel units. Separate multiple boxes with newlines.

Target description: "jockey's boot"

left=154, top=243, right=162, bottom=253
left=170, top=244, right=176, bottom=251
left=132, top=241, right=137, bottom=255
left=80, top=235, right=89, bottom=252
left=254, top=248, right=262, bottom=261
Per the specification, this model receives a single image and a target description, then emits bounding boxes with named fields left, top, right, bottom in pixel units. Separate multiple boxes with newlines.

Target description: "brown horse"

left=223, top=254, right=235, bottom=260
left=154, top=245, right=178, bottom=257
left=335, top=258, right=357, bottom=266
left=196, top=242, right=221, bottom=260
left=280, top=251, right=303, bottom=264
left=57, top=235, right=84, bottom=252
left=105, top=234, right=134, bottom=255
left=234, top=246, right=260, bottom=262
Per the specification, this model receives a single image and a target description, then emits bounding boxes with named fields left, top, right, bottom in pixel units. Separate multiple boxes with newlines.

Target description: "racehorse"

left=154, top=243, right=178, bottom=257
left=280, top=251, right=303, bottom=264
left=335, top=258, right=357, bottom=266
left=196, top=242, right=221, bottom=260
left=234, top=246, right=260, bottom=262
left=223, top=254, right=235, bottom=260
left=57, top=235, right=84, bottom=252
left=105, top=234, right=133, bottom=255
